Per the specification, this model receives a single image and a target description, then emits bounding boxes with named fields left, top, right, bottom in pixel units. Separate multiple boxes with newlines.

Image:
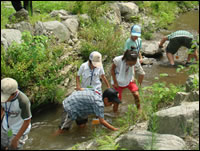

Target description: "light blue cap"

left=131, top=25, right=141, bottom=37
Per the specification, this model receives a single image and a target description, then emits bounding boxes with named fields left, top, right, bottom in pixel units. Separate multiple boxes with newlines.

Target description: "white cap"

left=89, top=51, right=102, bottom=68
left=131, top=25, right=141, bottom=37
left=1, top=78, right=18, bottom=103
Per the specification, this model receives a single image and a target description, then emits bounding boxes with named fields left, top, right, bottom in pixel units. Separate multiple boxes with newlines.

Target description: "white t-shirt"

left=1, top=91, right=32, bottom=135
left=78, top=61, right=105, bottom=92
left=111, top=56, right=145, bottom=87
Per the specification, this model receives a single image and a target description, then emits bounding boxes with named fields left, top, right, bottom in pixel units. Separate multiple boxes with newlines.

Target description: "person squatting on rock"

left=111, top=50, right=145, bottom=113
left=159, top=30, right=199, bottom=67
left=1, top=78, right=32, bottom=150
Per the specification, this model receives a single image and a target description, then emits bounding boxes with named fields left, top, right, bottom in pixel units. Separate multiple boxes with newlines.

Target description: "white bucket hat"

left=1, top=78, right=18, bottom=103
left=89, top=51, right=102, bottom=68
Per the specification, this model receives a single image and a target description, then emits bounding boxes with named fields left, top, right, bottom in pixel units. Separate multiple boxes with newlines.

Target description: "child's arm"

left=1, top=106, right=5, bottom=121
left=159, top=37, right=168, bottom=48
left=135, top=58, right=145, bottom=85
left=111, top=63, right=119, bottom=88
left=76, top=76, right=82, bottom=90
left=139, top=52, right=143, bottom=64
left=99, top=117, right=118, bottom=131
left=101, top=75, right=110, bottom=88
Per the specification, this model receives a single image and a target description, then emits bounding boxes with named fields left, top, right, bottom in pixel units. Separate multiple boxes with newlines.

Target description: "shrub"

left=1, top=32, right=67, bottom=109
left=142, top=82, right=184, bottom=112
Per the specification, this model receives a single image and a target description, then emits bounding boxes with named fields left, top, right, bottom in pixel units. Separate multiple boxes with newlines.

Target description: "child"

left=124, top=25, right=143, bottom=64
left=76, top=51, right=110, bottom=93
left=111, top=50, right=145, bottom=112
left=54, top=88, right=121, bottom=135
left=1, top=78, right=32, bottom=150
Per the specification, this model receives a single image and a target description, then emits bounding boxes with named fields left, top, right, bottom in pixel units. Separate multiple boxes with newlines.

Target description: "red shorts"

left=114, top=81, right=139, bottom=100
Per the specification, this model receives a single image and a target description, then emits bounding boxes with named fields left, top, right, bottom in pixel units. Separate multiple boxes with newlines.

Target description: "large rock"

left=104, top=3, right=121, bottom=25
left=174, top=92, right=190, bottom=106
left=62, top=18, right=79, bottom=33
left=49, top=9, right=69, bottom=18
left=116, top=130, right=186, bottom=150
left=5, top=21, right=34, bottom=34
left=1, top=29, right=22, bottom=50
left=141, top=40, right=165, bottom=58
left=188, top=91, right=199, bottom=102
left=185, top=74, right=199, bottom=92
left=117, top=2, right=139, bottom=22
left=148, top=101, right=199, bottom=138
left=34, top=21, right=47, bottom=35
left=43, top=21, right=70, bottom=42
left=174, top=91, right=199, bottom=106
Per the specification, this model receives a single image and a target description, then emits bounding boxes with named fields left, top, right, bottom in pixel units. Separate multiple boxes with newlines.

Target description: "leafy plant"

left=1, top=31, right=68, bottom=109
left=142, top=82, right=184, bottom=112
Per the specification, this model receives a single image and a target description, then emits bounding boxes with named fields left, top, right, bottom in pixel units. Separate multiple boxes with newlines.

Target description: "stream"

left=23, top=10, right=199, bottom=150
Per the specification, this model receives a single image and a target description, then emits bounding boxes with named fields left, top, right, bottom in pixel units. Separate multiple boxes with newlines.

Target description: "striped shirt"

left=63, top=89, right=104, bottom=120
left=167, top=30, right=194, bottom=40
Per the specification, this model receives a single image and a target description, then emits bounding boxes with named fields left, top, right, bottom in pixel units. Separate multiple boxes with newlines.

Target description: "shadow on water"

left=24, top=10, right=199, bottom=150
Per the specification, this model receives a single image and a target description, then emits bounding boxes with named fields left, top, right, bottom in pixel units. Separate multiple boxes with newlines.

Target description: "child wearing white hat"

left=1, top=78, right=32, bottom=150
left=76, top=51, right=110, bottom=93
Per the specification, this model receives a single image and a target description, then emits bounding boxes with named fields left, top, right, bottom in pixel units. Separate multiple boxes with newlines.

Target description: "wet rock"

left=142, top=57, right=157, bottom=65
left=116, top=130, right=186, bottom=150
left=148, top=101, right=199, bottom=138
left=1, top=29, right=22, bottom=50
left=141, top=40, right=164, bottom=58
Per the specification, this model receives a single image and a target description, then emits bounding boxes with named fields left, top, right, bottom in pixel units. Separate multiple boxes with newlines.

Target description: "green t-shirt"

left=124, top=37, right=142, bottom=53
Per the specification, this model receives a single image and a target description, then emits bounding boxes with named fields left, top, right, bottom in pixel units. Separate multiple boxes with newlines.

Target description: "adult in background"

left=1, top=78, right=32, bottom=150
left=9, top=1, right=33, bottom=21
left=159, top=30, right=199, bottom=67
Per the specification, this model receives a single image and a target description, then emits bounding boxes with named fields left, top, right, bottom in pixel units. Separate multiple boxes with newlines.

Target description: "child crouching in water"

left=111, top=50, right=145, bottom=112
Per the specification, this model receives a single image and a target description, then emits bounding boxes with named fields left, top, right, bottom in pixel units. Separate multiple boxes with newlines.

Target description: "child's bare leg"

left=132, top=91, right=141, bottom=110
